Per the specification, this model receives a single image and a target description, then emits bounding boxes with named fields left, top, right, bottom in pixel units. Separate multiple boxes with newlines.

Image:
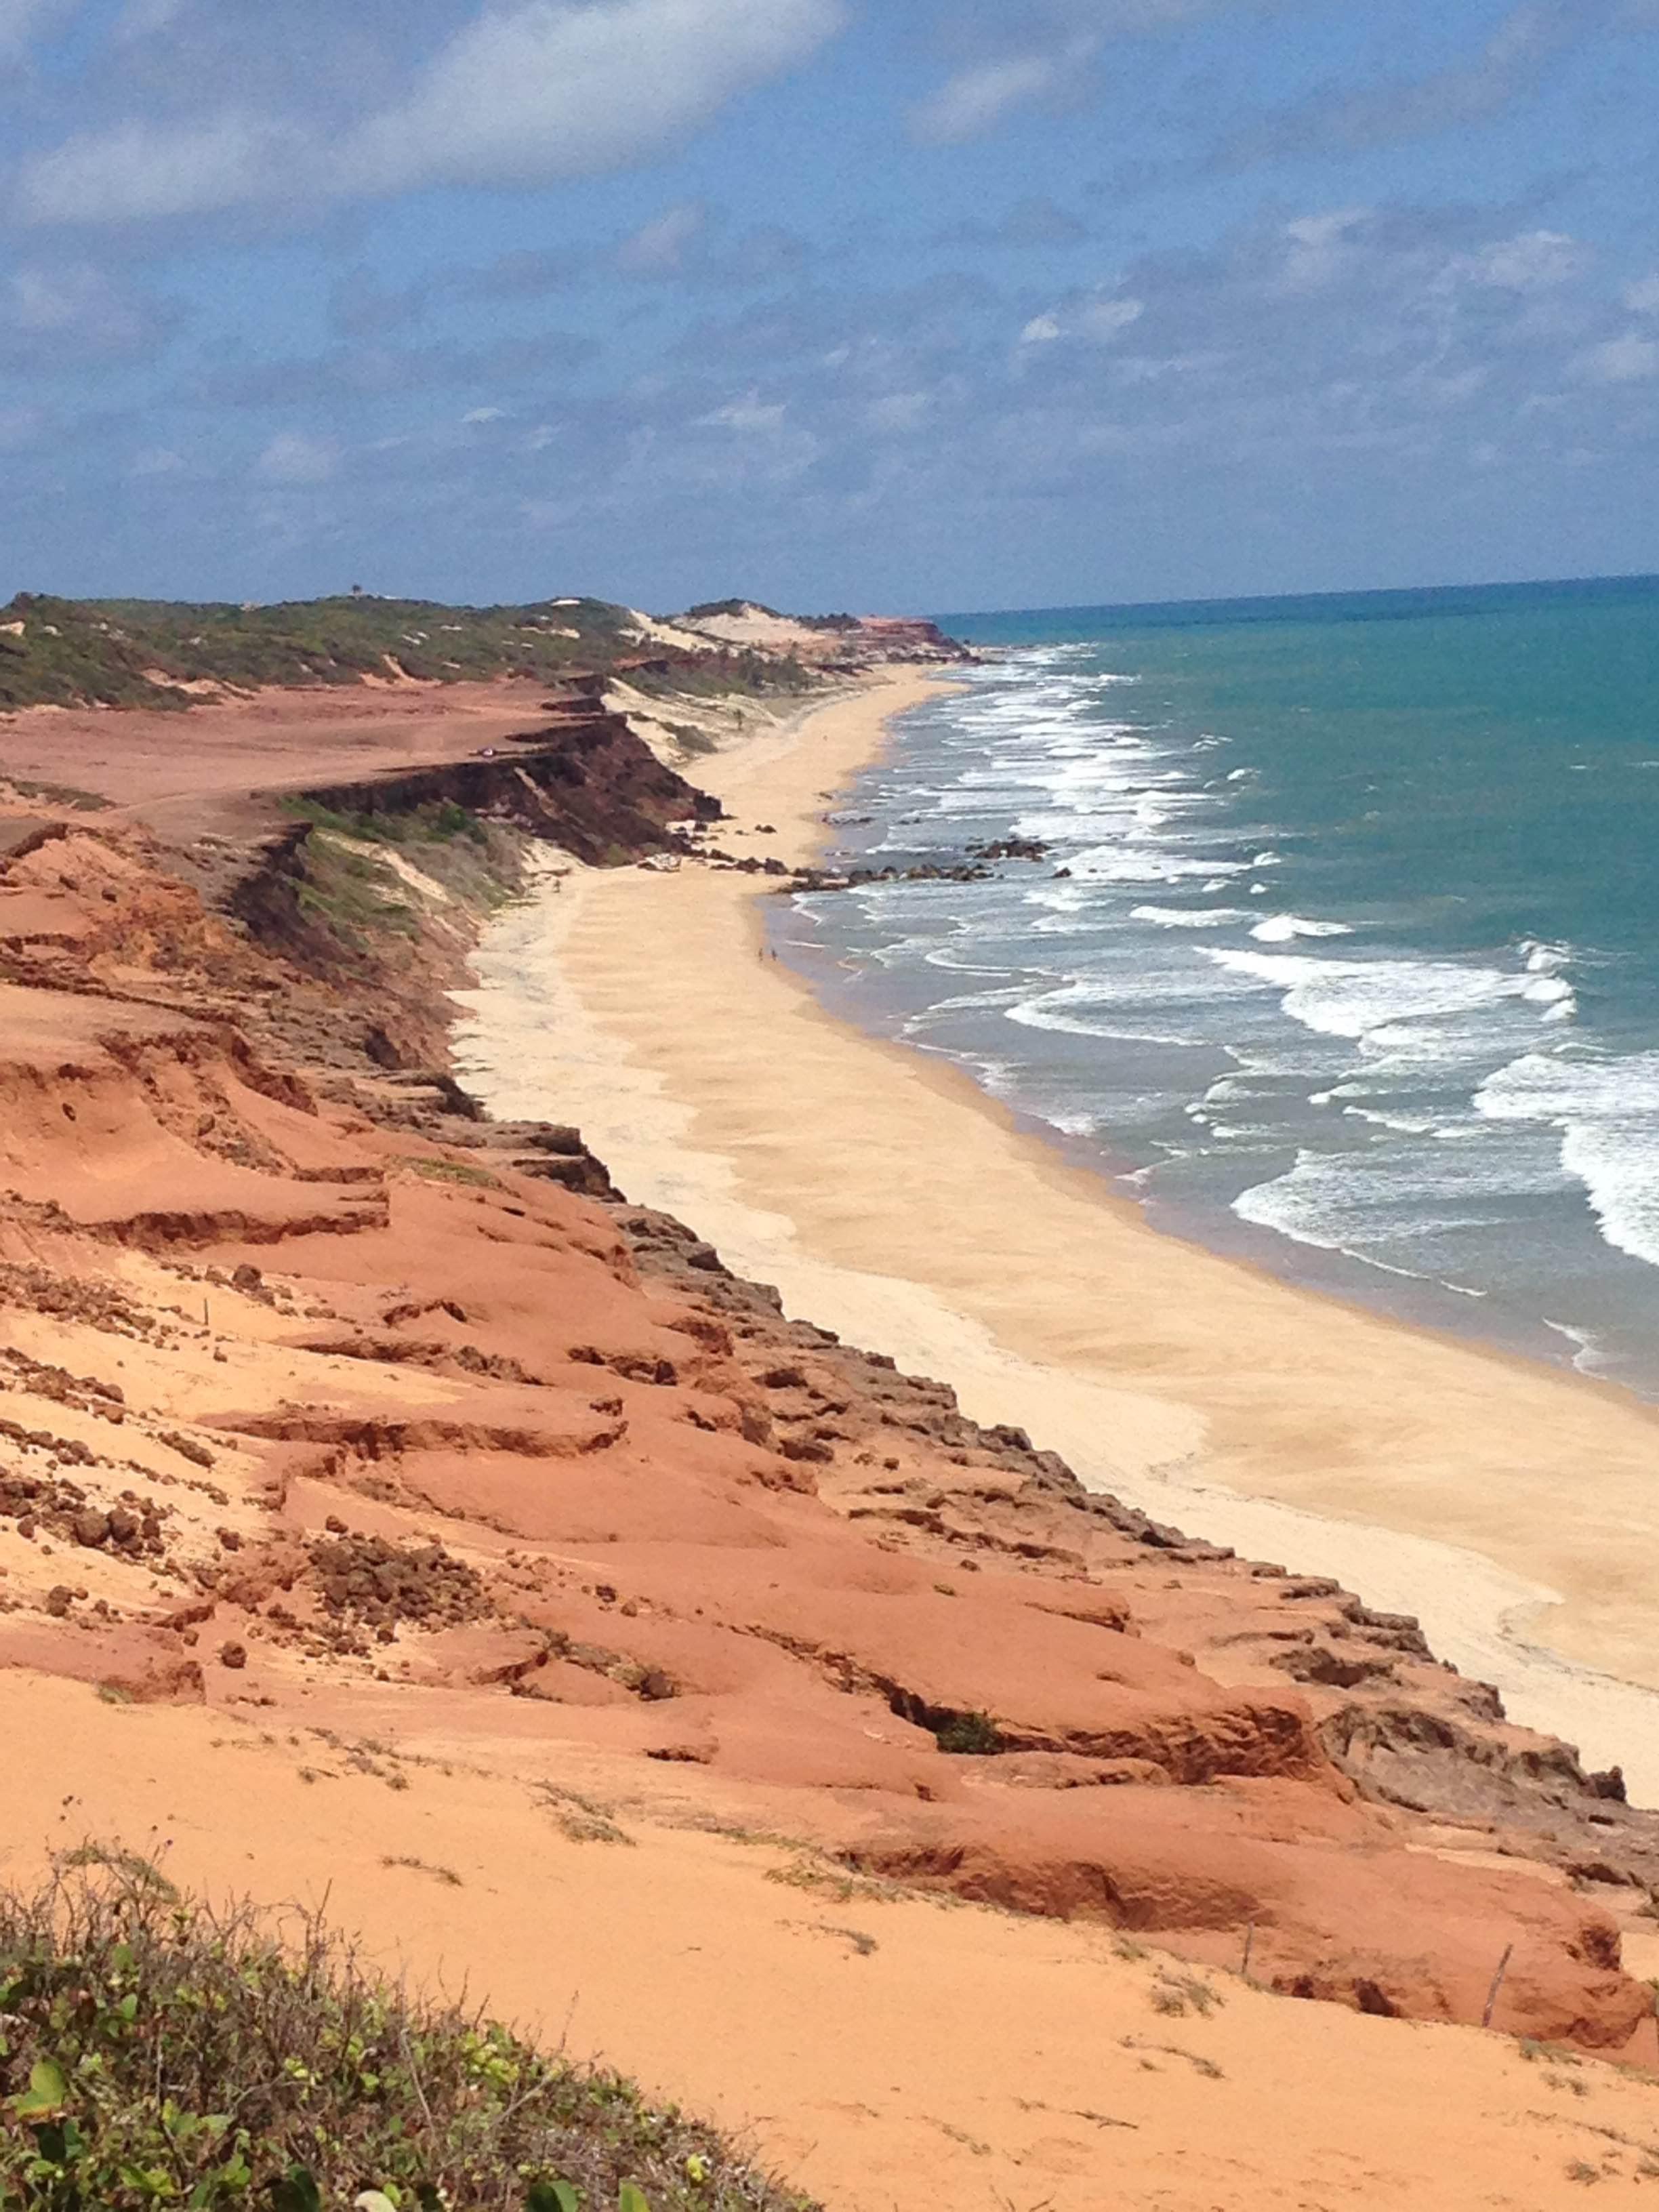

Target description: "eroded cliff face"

left=1, top=720, right=1658, bottom=2057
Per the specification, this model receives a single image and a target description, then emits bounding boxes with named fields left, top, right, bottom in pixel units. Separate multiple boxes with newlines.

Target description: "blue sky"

left=3, top=0, right=1658, bottom=613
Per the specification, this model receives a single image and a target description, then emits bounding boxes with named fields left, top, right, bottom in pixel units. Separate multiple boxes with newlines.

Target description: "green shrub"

left=0, top=1868, right=815, bottom=2212
left=931, top=1711, right=1004, bottom=1756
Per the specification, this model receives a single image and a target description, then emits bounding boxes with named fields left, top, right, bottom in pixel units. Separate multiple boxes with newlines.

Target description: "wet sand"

left=454, top=671, right=1659, bottom=1798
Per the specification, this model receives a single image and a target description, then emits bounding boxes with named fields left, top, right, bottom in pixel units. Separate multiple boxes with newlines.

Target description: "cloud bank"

left=17, top=0, right=846, bottom=222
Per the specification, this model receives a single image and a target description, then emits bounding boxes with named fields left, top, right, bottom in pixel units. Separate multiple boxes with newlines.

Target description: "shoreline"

left=453, top=670, right=1659, bottom=1800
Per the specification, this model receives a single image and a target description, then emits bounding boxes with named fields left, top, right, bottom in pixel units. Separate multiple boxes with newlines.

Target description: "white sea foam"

left=1206, top=947, right=1572, bottom=1054
left=1067, top=846, right=1248, bottom=884
left=1130, top=904, right=1249, bottom=928
left=1476, top=1050, right=1659, bottom=1269
left=1542, top=1318, right=1616, bottom=1378
left=1522, top=939, right=1572, bottom=975
left=1343, top=1105, right=1437, bottom=1135
left=1250, top=914, right=1355, bottom=943
left=1233, top=1135, right=1551, bottom=1267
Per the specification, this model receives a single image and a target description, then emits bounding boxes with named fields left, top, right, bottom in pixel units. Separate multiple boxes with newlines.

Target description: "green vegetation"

left=628, top=655, right=813, bottom=703
left=930, top=1711, right=1005, bottom=1756
left=283, top=797, right=490, bottom=850
left=0, top=592, right=834, bottom=714
left=292, top=838, right=422, bottom=947
left=0, top=1866, right=815, bottom=2212
left=0, top=775, right=110, bottom=813
left=0, top=593, right=650, bottom=711
left=394, top=1156, right=504, bottom=1190
left=679, top=600, right=778, bottom=622
left=272, top=795, right=522, bottom=968
left=677, top=603, right=853, bottom=636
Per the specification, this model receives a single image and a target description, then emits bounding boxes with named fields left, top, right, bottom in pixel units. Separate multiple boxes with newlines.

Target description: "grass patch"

left=1148, top=1969, right=1222, bottom=2020
left=380, top=1856, right=464, bottom=1888
left=0, top=775, right=111, bottom=811
left=395, top=1156, right=504, bottom=1190
left=814, top=1926, right=877, bottom=1958
left=535, top=1786, right=634, bottom=1848
left=1120, top=2036, right=1223, bottom=2081
left=291, top=840, right=418, bottom=949
left=762, top=1854, right=910, bottom=1908
left=0, top=1864, right=813, bottom=2211
left=284, top=797, right=491, bottom=850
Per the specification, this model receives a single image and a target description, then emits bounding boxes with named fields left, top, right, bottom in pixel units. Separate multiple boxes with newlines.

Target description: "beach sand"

left=453, top=671, right=1659, bottom=1799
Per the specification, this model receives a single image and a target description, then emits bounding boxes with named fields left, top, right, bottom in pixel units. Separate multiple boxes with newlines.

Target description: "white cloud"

left=699, top=392, right=787, bottom=434
left=1576, top=333, right=1659, bottom=384
left=867, top=390, right=930, bottom=432
left=2, top=259, right=167, bottom=356
left=1021, top=295, right=1143, bottom=346
left=338, top=0, right=844, bottom=197
left=1276, top=209, right=1370, bottom=293
left=20, top=114, right=295, bottom=224
left=1624, top=274, right=1659, bottom=315
left=909, top=1, right=1237, bottom=142
left=1078, top=295, right=1144, bottom=338
left=18, top=0, right=846, bottom=222
left=462, top=405, right=508, bottom=424
left=618, top=200, right=705, bottom=274
left=912, top=52, right=1073, bottom=144
left=255, top=431, right=338, bottom=483
left=1465, top=229, right=1582, bottom=291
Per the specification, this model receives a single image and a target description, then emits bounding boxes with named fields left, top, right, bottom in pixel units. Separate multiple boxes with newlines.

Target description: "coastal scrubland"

left=0, top=590, right=960, bottom=714
left=0, top=1868, right=797, bottom=2212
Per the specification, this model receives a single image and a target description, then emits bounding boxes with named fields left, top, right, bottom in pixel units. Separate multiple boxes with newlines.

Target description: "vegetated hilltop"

left=0, top=593, right=650, bottom=710
left=0, top=590, right=969, bottom=713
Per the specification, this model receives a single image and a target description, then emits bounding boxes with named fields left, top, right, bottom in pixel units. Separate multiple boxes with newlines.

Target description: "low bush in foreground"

left=0, top=1864, right=815, bottom=2212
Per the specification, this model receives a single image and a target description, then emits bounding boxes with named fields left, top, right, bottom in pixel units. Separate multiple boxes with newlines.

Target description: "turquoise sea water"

left=776, top=575, right=1659, bottom=1395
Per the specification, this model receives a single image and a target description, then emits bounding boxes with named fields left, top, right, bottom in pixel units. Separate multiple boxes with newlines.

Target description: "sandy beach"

left=454, top=670, right=1659, bottom=1798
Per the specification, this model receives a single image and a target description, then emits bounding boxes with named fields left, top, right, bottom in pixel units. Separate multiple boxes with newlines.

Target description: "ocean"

left=775, top=575, right=1659, bottom=1397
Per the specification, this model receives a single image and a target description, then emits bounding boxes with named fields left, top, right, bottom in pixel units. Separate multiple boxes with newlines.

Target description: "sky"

left=2, top=0, right=1659, bottom=614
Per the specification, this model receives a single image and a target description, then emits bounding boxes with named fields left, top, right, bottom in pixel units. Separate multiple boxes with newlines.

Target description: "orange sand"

left=8, top=1674, right=1659, bottom=2211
